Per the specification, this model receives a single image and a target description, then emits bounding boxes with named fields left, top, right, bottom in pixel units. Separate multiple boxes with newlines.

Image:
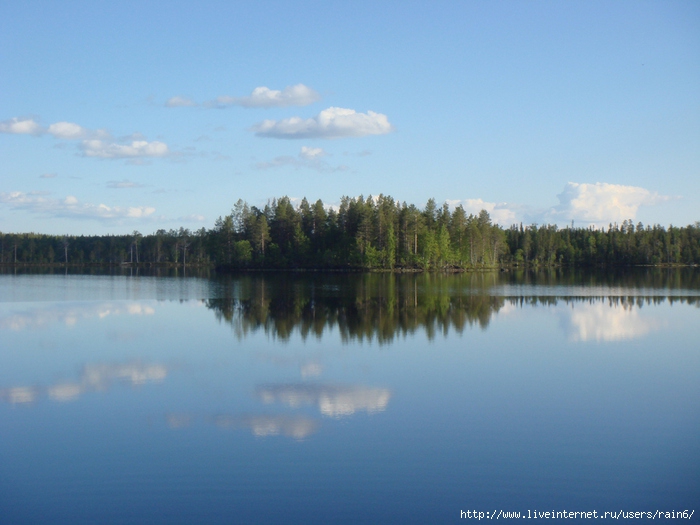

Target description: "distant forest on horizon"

left=2, top=195, right=699, bottom=269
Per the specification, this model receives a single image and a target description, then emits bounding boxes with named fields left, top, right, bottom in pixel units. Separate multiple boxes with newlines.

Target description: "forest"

left=1, top=195, right=699, bottom=269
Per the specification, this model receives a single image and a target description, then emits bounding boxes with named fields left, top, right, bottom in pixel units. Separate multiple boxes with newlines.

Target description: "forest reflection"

left=205, top=273, right=507, bottom=343
left=204, top=273, right=700, bottom=343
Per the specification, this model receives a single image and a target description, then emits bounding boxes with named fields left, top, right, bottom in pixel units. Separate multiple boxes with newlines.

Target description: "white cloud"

left=300, top=146, right=325, bottom=159
left=446, top=198, right=518, bottom=225
left=47, top=121, right=88, bottom=139
left=81, top=139, right=169, bottom=159
left=208, top=84, right=320, bottom=109
left=1, top=117, right=106, bottom=139
left=0, top=191, right=156, bottom=221
left=40, top=173, right=57, bottom=179
left=165, top=96, right=198, bottom=107
left=0, top=117, right=43, bottom=135
left=1, top=115, right=169, bottom=161
left=445, top=182, right=671, bottom=228
left=251, top=107, right=394, bottom=139
left=546, top=182, right=669, bottom=227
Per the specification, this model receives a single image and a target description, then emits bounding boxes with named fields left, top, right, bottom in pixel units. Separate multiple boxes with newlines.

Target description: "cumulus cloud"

left=47, top=121, right=88, bottom=139
left=445, top=182, right=670, bottom=228
left=251, top=107, right=394, bottom=139
left=1, top=115, right=170, bottom=161
left=207, top=84, right=320, bottom=109
left=255, top=146, right=347, bottom=173
left=0, top=117, right=43, bottom=135
left=81, top=139, right=169, bottom=159
left=165, top=96, right=197, bottom=107
left=547, top=182, right=669, bottom=227
left=1, top=117, right=106, bottom=140
left=0, top=191, right=156, bottom=221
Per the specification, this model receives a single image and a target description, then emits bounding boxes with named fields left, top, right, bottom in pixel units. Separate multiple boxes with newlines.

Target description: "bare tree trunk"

left=182, top=240, right=190, bottom=267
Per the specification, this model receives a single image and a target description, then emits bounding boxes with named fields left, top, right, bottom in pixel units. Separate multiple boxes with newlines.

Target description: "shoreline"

left=0, top=262, right=697, bottom=272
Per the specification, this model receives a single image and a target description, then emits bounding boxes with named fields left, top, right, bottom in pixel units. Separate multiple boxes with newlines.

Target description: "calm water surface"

left=1, top=270, right=698, bottom=523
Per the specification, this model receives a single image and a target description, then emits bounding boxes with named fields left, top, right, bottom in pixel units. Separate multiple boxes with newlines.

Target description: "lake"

left=1, top=269, right=698, bottom=523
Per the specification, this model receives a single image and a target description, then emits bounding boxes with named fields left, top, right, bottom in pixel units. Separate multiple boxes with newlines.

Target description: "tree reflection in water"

left=205, top=273, right=507, bottom=343
left=204, top=272, right=700, bottom=343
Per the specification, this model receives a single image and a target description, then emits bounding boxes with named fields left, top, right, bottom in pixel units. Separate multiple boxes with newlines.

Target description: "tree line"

left=1, top=195, right=699, bottom=268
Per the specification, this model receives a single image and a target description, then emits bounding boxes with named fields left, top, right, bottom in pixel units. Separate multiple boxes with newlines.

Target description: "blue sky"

left=1, top=0, right=698, bottom=235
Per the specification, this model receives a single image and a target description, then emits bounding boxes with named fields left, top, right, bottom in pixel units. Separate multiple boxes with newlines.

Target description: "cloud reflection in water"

left=256, top=384, right=391, bottom=418
left=215, top=414, right=319, bottom=440
left=0, top=361, right=168, bottom=406
left=47, top=382, right=83, bottom=402
left=0, top=386, right=40, bottom=404
left=564, top=301, right=663, bottom=342
left=0, top=301, right=155, bottom=331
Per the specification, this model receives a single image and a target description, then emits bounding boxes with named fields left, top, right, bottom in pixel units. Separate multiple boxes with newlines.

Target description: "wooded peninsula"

left=2, top=195, right=699, bottom=269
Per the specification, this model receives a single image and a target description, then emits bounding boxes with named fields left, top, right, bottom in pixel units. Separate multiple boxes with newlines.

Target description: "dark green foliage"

left=504, top=220, right=700, bottom=267
left=1, top=201, right=699, bottom=269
